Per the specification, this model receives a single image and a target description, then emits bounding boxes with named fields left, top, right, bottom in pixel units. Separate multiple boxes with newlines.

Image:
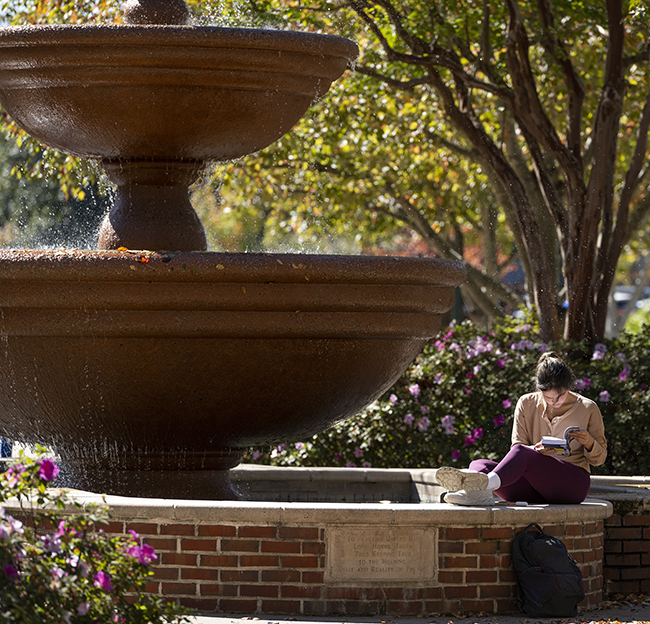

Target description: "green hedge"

left=244, top=317, right=650, bottom=475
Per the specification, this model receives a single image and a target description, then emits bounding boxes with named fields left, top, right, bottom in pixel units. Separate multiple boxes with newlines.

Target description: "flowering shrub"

left=0, top=449, right=193, bottom=623
left=245, top=317, right=650, bottom=475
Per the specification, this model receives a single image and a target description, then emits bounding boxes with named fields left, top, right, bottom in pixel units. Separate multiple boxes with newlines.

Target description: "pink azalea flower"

left=346, top=462, right=356, bottom=468
left=353, top=446, right=364, bottom=458
left=619, top=365, right=631, bottom=382
left=38, top=458, right=60, bottom=482
left=496, top=359, right=506, bottom=369
left=404, top=413, right=414, bottom=425
left=502, top=399, right=512, bottom=409
left=493, top=415, right=506, bottom=427
left=94, top=570, right=114, bottom=591
left=417, top=416, right=431, bottom=432
left=389, top=393, right=398, bottom=404
left=451, top=450, right=460, bottom=462
left=408, top=384, right=421, bottom=397
left=362, top=461, right=372, bottom=468
left=441, top=415, right=455, bottom=434
left=599, top=390, right=610, bottom=403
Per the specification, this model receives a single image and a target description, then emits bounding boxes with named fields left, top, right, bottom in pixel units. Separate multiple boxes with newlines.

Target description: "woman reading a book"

left=435, top=351, right=607, bottom=506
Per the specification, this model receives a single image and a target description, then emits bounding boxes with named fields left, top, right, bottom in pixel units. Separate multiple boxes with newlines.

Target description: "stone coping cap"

left=4, top=491, right=611, bottom=525
left=232, top=465, right=435, bottom=483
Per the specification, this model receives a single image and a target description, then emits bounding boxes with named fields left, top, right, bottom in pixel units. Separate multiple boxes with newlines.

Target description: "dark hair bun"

left=535, top=351, right=574, bottom=391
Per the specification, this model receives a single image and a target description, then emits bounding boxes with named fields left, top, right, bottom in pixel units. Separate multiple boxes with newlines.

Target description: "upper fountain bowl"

left=0, top=25, right=357, bottom=161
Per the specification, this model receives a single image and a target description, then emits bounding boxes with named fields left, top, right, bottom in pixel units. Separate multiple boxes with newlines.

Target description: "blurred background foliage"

left=245, top=316, right=650, bottom=476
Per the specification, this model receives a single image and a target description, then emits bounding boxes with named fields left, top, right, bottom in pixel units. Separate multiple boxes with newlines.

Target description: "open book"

left=541, top=426, right=581, bottom=456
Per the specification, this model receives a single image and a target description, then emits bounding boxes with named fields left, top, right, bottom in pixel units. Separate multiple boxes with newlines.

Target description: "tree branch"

left=536, top=0, right=585, bottom=159
left=384, top=187, right=522, bottom=311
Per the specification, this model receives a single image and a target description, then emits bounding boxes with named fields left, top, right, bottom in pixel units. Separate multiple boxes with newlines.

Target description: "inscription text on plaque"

left=326, top=526, right=437, bottom=584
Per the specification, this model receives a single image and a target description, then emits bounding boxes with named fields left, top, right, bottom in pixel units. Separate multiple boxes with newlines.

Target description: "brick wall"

left=604, top=513, right=650, bottom=594
left=99, top=518, right=604, bottom=616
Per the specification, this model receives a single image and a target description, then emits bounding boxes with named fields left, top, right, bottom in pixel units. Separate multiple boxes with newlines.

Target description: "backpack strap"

left=522, top=523, right=543, bottom=534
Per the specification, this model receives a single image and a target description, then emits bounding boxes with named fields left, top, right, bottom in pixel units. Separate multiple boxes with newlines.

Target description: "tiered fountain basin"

left=0, top=24, right=358, bottom=251
left=0, top=249, right=465, bottom=498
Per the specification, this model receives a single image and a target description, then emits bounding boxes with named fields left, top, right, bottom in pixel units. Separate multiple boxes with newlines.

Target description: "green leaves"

left=247, top=316, right=650, bottom=475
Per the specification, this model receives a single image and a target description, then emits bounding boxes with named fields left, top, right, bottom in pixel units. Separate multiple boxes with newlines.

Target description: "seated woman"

left=435, top=351, right=607, bottom=505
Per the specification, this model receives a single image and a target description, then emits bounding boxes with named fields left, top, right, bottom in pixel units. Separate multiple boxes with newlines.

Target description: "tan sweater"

left=511, top=391, right=607, bottom=472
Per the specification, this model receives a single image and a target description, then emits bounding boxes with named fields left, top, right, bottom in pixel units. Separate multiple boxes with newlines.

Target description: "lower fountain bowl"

left=0, top=250, right=465, bottom=498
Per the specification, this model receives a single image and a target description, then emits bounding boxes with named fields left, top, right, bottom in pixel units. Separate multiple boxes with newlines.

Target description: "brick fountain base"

left=4, top=466, right=622, bottom=617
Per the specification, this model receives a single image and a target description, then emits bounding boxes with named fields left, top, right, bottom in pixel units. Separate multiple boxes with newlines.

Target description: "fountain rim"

left=0, top=250, right=466, bottom=286
left=0, top=23, right=359, bottom=59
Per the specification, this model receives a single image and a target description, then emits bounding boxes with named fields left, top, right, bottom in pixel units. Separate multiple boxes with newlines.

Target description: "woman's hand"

left=569, top=429, right=595, bottom=451
left=533, top=443, right=559, bottom=456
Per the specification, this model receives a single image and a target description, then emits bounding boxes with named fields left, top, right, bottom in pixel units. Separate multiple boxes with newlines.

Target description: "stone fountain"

left=0, top=0, right=465, bottom=500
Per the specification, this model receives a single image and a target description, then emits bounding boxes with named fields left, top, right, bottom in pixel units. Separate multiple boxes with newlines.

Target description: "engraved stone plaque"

left=326, top=526, right=437, bottom=584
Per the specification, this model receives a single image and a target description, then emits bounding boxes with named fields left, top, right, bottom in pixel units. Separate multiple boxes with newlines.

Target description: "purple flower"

left=3, top=564, right=18, bottom=581
left=40, top=533, right=62, bottom=554
left=502, top=399, right=512, bottom=409
left=68, top=555, right=89, bottom=578
left=346, top=462, right=356, bottom=468
left=362, top=461, right=372, bottom=468
left=77, top=602, right=90, bottom=616
left=599, top=390, right=610, bottom=403
left=451, top=450, right=460, bottom=462
left=473, top=427, right=484, bottom=439
left=94, top=570, right=114, bottom=591
left=464, top=387, right=472, bottom=395
left=417, top=416, right=431, bottom=432
left=404, top=413, right=414, bottom=425
left=434, top=373, right=444, bottom=384
left=38, top=458, right=60, bottom=482
left=5, top=464, right=25, bottom=488
left=389, top=393, right=398, bottom=404
left=251, top=450, right=261, bottom=460
left=537, top=343, right=549, bottom=352
left=52, top=566, right=66, bottom=579
left=592, top=343, right=607, bottom=360
left=496, top=359, right=506, bottom=369
left=441, top=415, right=455, bottom=434
left=619, top=364, right=631, bottom=382
left=464, top=435, right=475, bottom=447
left=125, top=542, right=157, bottom=565
left=408, top=384, right=421, bottom=398
left=420, top=405, right=430, bottom=414
left=354, top=446, right=364, bottom=458
left=277, top=443, right=286, bottom=452
left=616, top=352, right=626, bottom=362
left=641, top=384, right=648, bottom=391
left=295, top=442, right=304, bottom=450
left=575, top=378, right=591, bottom=390
left=493, top=415, right=506, bottom=427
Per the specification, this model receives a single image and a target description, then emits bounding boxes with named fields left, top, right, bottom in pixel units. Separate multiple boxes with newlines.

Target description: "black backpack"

left=511, top=523, right=585, bottom=617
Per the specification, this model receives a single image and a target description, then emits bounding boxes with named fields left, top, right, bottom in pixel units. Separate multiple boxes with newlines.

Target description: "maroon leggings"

left=469, top=444, right=591, bottom=504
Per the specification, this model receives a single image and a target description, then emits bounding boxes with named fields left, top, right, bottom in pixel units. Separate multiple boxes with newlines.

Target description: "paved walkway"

left=188, top=596, right=650, bottom=624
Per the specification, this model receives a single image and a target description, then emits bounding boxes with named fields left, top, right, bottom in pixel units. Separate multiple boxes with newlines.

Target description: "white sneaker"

left=444, top=489, right=495, bottom=506
left=435, top=467, right=489, bottom=491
